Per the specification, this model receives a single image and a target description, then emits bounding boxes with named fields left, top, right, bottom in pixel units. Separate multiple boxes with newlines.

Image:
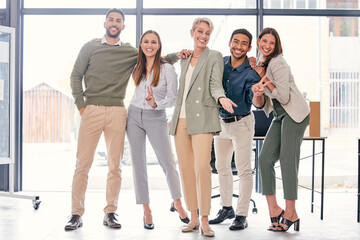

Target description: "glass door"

left=0, top=25, right=15, bottom=192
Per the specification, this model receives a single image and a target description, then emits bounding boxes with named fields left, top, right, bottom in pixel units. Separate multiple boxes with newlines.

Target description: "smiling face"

left=258, top=33, right=276, bottom=57
left=229, top=33, right=252, bottom=60
left=140, top=33, right=161, bottom=59
left=191, top=22, right=212, bottom=49
left=104, top=12, right=125, bottom=39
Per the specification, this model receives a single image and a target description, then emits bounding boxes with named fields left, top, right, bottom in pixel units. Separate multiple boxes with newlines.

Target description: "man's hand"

left=219, top=97, right=237, bottom=114
left=145, top=86, right=157, bottom=108
left=176, top=49, right=193, bottom=59
left=248, top=56, right=256, bottom=68
left=79, top=107, right=86, bottom=116
left=253, top=65, right=265, bottom=78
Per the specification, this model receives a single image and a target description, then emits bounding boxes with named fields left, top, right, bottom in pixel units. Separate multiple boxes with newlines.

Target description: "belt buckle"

left=222, top=116, right=235, bottom=123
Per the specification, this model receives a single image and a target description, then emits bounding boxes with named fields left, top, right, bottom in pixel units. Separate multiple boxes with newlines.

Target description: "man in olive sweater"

left=65, top=8, right=134, bottom=231
left=65, top=8, right=183, bottom=231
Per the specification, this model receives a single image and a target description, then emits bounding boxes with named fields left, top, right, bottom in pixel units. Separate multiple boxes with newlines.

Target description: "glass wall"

left=0, top=32, right=10, bottom=159
left=264, top=0, right=359, bottom=9
left=143, top=15, right=257, bottom=56
left=24, top=0, right=135, bottom=8
left=19, top=0, right=360, bottom=191
left=22, top=15, right=136, bottom=190
left=264, top=16, right=360, bottom=134
left=143, top=0, right=256, bottom=8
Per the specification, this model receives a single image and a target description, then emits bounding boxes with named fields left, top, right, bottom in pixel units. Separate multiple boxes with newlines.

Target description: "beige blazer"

left=169, top=47, right=225, bottom=135
left=263, top=54, right=310, bottom=123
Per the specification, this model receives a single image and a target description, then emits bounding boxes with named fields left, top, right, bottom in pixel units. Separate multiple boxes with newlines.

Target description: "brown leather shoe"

left=65, top=214, right=83, bottom=231
left=103, top=213, right=122, bottom=228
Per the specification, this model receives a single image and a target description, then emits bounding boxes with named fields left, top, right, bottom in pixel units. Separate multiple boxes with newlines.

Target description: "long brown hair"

left=132, top=30, right=166, bottom=87
left=257, top=27, right=283, bottom=69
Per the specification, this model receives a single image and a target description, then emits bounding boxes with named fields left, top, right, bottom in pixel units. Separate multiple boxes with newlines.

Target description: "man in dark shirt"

left=209, top=29, right=265, bottom=230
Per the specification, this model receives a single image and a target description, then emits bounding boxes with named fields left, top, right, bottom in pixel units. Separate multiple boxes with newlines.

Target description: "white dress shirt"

left=130, top=63, right=178, bottom=110
left=101, top=35, right=122, bottom=46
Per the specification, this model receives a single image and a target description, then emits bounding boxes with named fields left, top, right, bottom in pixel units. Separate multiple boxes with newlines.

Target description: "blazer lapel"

left=178, top=56, right=192, bottom=102
left=187, top=47, right=209, bottom=93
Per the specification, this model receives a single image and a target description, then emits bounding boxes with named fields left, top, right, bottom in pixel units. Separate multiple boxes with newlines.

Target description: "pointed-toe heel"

left=143, top=215, right=154, bottom=230
left=170, top=202, right=190, bottom=224
left=280, top=218, right=300, bottom=232
left=170, top=202, right=176, bottom=212
left=200, top=226, right=215, bottom=237
left=182, top=220, right=200, bottom=232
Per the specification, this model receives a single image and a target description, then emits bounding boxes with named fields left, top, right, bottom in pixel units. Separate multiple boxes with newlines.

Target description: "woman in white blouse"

left=126, top=30, right=189, bottom=230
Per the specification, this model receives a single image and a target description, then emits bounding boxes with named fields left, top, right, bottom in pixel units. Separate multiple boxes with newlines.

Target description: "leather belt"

left=221, top=112, right=250, bottom=123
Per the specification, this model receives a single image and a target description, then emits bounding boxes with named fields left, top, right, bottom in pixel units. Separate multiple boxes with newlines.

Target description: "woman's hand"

left=145, top=86, right=157, bottom=108
left=252, top=76, right=272, bottom=96
left=176, top=49, right=193, bottom=59
left=219, top=97, right=237, bottom=114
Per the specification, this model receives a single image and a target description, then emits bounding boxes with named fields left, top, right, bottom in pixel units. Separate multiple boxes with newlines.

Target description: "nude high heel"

left=181, top=219, right=200, bottom=232
left=200, top=225, right=215, bottom=237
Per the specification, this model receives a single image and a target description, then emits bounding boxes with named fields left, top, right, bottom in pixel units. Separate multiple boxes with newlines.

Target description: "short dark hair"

left=105, top=8, right=125, bottom=22
left=230, top=29, right=253, bottom=47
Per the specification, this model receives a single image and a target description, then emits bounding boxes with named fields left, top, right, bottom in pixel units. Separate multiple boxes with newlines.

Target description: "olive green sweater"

left=70, top=41, right=139, bottom=110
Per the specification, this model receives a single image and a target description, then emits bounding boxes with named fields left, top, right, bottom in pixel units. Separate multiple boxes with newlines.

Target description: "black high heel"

left=170, top=202, right=190, bottom=224
left=267, top=209, right=284, bottom=231
left=143, top=215, right=154, bottom=230
left=279, top=218, right=300, bottom=232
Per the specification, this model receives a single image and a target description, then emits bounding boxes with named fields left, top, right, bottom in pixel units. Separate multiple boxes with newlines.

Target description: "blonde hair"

left=191, top=17, right=214, bottom=32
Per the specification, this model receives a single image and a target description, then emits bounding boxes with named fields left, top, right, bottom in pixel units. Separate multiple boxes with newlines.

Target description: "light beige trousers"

left=214, top=114, right=254, bottom=216
left=71, top=105, right=127, bottom=216
left=174, top=118, right=213, bottom=216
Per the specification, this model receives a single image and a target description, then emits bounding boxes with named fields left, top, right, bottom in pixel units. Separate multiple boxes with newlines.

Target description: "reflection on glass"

left=265, top=0, right=359, bottom=9
left=330, top=17, right=358, bottom=36
left=0, top=32, right=10, bottom=158
left=24, top=0, right=135, bottom=8
left=22, top=15, right=136, bottom=191
left=144, top=0, right=256, bottom=8
left=264, top=16, right=360, bottom=134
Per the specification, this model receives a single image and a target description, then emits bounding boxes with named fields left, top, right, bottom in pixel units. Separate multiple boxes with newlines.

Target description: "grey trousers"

left=259, top=99, right=310, bottom=200
left=126, top=105, right=182, bottom=204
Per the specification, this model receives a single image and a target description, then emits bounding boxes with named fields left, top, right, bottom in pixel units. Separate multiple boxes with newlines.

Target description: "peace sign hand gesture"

left=145, top=86, right=157, bottom=108
left=252, top=75, right=273, bottom=97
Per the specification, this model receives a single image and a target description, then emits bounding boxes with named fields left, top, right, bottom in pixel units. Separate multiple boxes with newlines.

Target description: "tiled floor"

left=0, top=188, right=359, bottom=240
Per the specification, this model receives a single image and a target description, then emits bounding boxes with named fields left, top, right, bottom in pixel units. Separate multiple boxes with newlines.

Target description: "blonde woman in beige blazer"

left=251, top=28, right=310, bottom=233
left=169, top=17, right=235, bottom=237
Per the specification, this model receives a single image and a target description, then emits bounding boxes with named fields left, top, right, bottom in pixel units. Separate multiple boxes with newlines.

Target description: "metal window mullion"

left=136, top=0, right=143, bottom=47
